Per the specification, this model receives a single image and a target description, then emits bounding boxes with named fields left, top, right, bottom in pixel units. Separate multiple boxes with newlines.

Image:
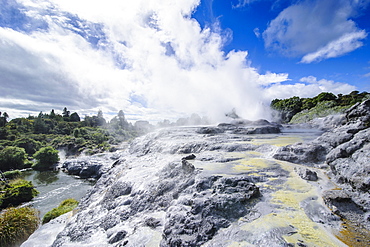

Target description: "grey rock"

left=295, top=167, right=318, bottom=181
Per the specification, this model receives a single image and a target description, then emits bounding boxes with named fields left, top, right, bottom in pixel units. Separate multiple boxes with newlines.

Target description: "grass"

left=42, top=198, right=78, bottom=224
left=0, top=207, right=39, bottom=247
left=0, top=179, right=39, bottom=209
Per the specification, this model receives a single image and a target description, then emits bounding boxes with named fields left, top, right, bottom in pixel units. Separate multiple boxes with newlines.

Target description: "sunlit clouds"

left=263, top=0, right=368, bottom=62
left=0, top=0, right=363, bottom=123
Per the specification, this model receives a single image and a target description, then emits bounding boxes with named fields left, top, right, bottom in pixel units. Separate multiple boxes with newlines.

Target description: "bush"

left=0, top=146, right=27, bottom=171
left=32, top=146, right=59, bottom=171
left=13, top=137, right=42, bottom=156
left=0, top=207, right=39, bottom=247
left=3, top=170, right=21, bottom=180
left=42, top=198, right=78, bottom=224
left=0, top=179, right=39, bottom=209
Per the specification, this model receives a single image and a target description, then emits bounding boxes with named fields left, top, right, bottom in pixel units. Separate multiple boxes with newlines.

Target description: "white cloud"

left=301, top=30, right=367, bottom=63
left=263, top=0, right=368, bottom=62
left=257, top=72, right=290, bottom=86
left=0, top=0, right=360, bottom=124
left=264, top=76, right=356, bottom=100
left=253, top=27, right=260, bottom=38
left=0, top=0, right=277, bottom=123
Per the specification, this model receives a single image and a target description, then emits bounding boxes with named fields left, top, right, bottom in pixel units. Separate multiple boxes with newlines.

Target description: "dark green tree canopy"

left=0, top=146, right=27, bottom=171
left=33, top=146, right=59, bottom=171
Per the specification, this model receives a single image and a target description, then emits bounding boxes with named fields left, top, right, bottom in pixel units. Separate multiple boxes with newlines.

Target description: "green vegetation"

left=0, top=179, right=39, bottom=209
left=0, top=108, right=143, bottom=172
left=0, top=207, right=39, bottom=247
left=33, top=146, right=60, bottom=171
left=3, top=170, right=21, bottom=180
left=42, top=198, right=78, bottom=224
left=0, top=146, right=27, bottom=171
left=271, top=91, right=370, bottom=123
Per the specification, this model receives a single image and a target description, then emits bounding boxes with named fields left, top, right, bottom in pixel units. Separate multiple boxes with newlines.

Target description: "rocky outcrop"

left=23, top=116, right=361, bottom=246
left=61, top=153, right=122, bottom=179
left=50, top=159, right=260, bottom=247
left=274, top=100, right=370, bottom=229
left=295, top=167, right=318, bottom=181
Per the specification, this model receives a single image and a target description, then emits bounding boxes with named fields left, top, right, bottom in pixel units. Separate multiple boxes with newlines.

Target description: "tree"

left=0, top=112, right=8, bottom=127
left=97, top=110, right=106, bottom=126
left=62, top=107, right=70, bottom=121
left=0, top=146, right=27, bottom=171
left=33, top=146, right=59, bottom=170
left=70, top=112, right=80, bottom=122
left=3, top=112, right=9, bottom=120
left=50, top=109, right=56, bottom=119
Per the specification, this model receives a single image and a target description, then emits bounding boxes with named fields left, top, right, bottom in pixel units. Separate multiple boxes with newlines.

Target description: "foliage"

left=3, top=170, right=21, bottom=180
left=271, top=91, right=370, bottom=123
left=0, top=108, right=143, bottom=171
left=0, top=207, right=39, bottom=247
left=289, top=101, right=350, bottom=124
left=33, top=146, right=60, bottom=170
left=0, top=179, right=39, bottom=209
left=42, top=198, right=78, bottom=224
left=13, top=137, right=42, bottom=155
left=0, top=146, right=27, bottom=171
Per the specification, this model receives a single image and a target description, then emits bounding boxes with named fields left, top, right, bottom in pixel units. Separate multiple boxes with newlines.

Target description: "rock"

left=322, top=189, right=368, bottom=228
left=161, top=176, right=260, bottom=246
left=181, top=159, right=195, bottom=173
left=108, top=230, right=127, bottom=244
left=196, top=127, right=224, bottom=134
left=273, top=143, right=327, bottom=165
left=61, top=153, right=120, bottom=179
left=272, top=100, right=370, bottom=230
left=182, top=154, right=196, bottom=160
left=295, top=167, right=318, bottom=181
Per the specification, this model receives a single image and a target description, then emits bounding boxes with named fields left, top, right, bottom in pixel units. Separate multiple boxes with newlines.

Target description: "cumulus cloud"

left=0, top=0, right=281, bottom=123
left=263, top=0, right=368, bottom=62
left=0, top=0, right=360, bottom=123
left=301, top=30, right=367, bottom=63
left=264, top=76, right=356, bottom=100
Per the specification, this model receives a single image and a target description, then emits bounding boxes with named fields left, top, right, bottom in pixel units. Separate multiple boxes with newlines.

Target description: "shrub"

left=13, top=137, right=42, bottom=156
left=32, top=146, right=59, bottom=171
left=0, top=146, right=27, bottom=171
left=3, top=170, right=21, bottom=180
left=0, top=179, right=39, bottom=209
left=42, top=198, right=78, bottom=224
left=0, top=207, right=39, bottom=247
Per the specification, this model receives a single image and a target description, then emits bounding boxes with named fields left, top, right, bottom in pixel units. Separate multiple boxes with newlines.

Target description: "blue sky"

left=0, top=0, right=369, bottom=122
left=193, top=0, right=370, bottom=91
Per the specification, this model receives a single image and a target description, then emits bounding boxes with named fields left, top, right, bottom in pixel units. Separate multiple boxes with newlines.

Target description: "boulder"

left=295, top=167, right=318, bottom=181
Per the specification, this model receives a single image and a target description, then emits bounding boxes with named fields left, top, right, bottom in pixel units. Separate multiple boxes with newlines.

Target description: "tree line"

left=270, top=91, right=370, bottom=123
left=0, top=108, right=144, bottom=173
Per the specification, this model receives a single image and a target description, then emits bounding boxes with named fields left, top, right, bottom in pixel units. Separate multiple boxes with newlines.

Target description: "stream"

left=21, top=170, right=94, bottom=218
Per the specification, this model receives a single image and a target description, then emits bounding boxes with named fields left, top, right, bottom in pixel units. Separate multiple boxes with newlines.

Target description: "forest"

left=0, top=108, right=145, bottom=173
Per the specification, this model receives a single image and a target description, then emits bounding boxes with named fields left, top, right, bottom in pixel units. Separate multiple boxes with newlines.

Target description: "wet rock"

left=161, top=176, right=260, bottom=246
left=108, top=230, right=127, bottom=244
left=181, top=159, right=195, bottom=173
left=62, top=153, right=119, bottom=179
left=295, top=167, right=318, bottom=181
left=144, top=217, right=161, bottom=228
left=197, top=126, right=224, bottom=134
left=182, top=154, right=196, bottom=160
left=323, top=190, right=368, bottom=228
left=273, top=143, right=327, bottom=165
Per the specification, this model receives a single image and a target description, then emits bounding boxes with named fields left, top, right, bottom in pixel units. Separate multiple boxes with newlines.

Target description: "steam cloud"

left=0, top=0, right=355, bottom=123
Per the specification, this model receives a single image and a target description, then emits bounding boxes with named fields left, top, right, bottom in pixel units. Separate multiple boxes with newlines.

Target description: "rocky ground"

left=273, top=100, right=370, bottom=239
left=22, top=102, right=370, bottom=246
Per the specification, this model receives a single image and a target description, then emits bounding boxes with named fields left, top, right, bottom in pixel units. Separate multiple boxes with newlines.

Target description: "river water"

left=21, top=170, right=94, bottom=218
